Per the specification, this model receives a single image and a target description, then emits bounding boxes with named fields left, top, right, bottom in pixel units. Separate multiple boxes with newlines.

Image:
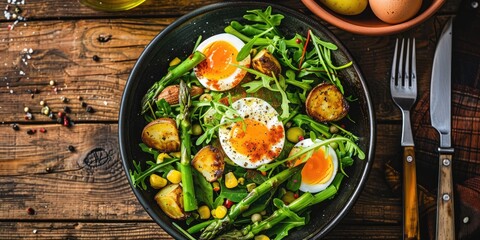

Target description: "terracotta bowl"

left=301, top=0, right=446, bottom=36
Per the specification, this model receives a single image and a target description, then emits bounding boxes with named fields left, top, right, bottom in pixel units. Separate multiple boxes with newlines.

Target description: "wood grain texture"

left=0, top=221, right=403, bottom=239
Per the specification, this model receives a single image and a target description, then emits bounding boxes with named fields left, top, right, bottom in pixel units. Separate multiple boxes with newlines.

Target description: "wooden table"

left=0, top=0, right=464, bottom=239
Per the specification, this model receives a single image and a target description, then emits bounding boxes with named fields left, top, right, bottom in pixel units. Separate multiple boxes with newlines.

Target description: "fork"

left=390, top=38, right=420, bottom=240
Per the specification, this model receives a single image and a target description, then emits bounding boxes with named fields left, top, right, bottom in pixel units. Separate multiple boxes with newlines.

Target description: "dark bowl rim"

left=119, top=1, right=376, bottom=239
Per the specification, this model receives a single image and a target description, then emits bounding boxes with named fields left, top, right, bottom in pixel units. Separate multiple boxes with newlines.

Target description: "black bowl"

left=119, top=2, right=375, bottom=239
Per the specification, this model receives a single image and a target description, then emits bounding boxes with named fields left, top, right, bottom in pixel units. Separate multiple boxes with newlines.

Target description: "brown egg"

left=369, top=0, right=423, bottom=24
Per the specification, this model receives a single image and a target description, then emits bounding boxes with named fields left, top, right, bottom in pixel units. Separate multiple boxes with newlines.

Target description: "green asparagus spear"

left=198, top=166, right=302, bottom=240
left=141, top=51, right=205, bottom=114
left=218, top=174, right=344, bottom=239
left=179, top=80, right=197, bottom=212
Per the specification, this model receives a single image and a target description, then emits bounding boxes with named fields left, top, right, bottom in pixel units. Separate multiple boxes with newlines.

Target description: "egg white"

left=194, top=33, right=250, bottom=91
left=290, top=138, right=338, bottom=193
left=218, top=97, right=285, bottom=169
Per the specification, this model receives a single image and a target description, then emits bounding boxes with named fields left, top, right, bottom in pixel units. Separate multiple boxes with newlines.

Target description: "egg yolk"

left=228, top=118, right=284, bottom=163
left=197, top=40, right=239, bottom=81
left=300, top=149, right=334, bottom=185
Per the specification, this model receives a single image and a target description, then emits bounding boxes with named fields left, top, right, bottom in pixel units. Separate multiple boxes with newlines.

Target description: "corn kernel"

left=169, top=57, right=181, bottom=66
left=213, top=182, right=220, bottom=192
left=167, top=170, right=182, bottom=184
left=246, top=183, right=256, bottom=192
left=169, top=152, right=181, bottom=158
left=156, top=153, right=170, bottom=164
left=281, top=191, right=295, bottom=204
left=238, top=177, right=245, bottom=185
left=149, top=174, right=168, bottom=189
left=225, top=172, right=238, bottom=189
left=214, top=205, right=228, bottom=219
left=254, top=235, right=270, bottom=240
left=198, top=205, right=211, bottom=220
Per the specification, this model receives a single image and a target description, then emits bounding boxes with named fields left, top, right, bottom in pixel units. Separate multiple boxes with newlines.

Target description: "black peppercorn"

left=92, top=55, right=100, bottom=62
left=67, top=145, right=75, bottom=152
left=63, top=106, right=71, bottom=113
left=12, top=123, right=20, bottom=131
left=86, top=106, right=94, bottom=113
left=26, top=129, right=36, bottom=135
left=80, top=101, right=87, bottom=108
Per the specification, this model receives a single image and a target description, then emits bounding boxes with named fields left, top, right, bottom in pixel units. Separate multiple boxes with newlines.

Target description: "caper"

left=286, top=127, right=305, bottom=143
left=192, top=123, right=203, bottom=136
left=329, top=125, right=339, bottom=134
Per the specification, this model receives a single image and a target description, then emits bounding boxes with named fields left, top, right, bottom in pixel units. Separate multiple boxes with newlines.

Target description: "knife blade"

left=430, top=17, right=455, bottom=240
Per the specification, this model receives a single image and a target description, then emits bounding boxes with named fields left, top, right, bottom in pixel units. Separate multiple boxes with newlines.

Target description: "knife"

left=430, top=18, right=455, bottom=240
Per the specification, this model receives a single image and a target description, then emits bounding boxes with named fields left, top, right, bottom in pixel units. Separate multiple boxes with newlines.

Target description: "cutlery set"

left=390, top=18, right=455, bottom=240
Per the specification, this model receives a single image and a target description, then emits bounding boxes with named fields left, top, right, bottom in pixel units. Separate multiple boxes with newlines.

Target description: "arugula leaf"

left=243, top=6, right=284, bottom=36
left=237, top=27, right=274, bottom=61
left=139, top=143, right=159, bottom=160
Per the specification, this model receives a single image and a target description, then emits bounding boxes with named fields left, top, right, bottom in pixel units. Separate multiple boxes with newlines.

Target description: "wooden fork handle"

left=436, top=153, right=455, bottom=240
left=402, top=146, right=420, bottom=240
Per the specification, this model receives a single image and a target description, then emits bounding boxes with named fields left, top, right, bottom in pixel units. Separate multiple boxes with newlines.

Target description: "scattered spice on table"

left=3, top=0, right=28, bottom=31
left=11, top=123, right=19, bottom=130
left=67, top=145, right=75, bottom=152
left=26, top=207, right=35, bottom=215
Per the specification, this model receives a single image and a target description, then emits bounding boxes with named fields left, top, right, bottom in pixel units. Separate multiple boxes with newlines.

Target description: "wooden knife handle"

left=436, top=153, right=455, bottom=240
left=403, top=146, right=420, bottom=240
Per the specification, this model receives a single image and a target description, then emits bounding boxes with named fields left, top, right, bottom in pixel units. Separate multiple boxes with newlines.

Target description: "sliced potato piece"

left=157, top=84, right=204, bottom=105
left=192, top=145, right=225, bottom=182
left=154, top=184, right=186, bottom=220
left=306, top=83, right=349, bottom=122
left=252, top=49, right=282, bottom=77
left=141, top=118, right=180, bottom=152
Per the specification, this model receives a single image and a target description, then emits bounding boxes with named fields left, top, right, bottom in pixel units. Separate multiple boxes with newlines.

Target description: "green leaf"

left=243, top=6, right=284, bottom=36
left=286, top=170, right=302, bottom=192
left=192, top=169, right=214, bottom=209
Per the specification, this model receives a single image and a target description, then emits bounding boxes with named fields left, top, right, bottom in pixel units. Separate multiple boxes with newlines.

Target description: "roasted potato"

left=192, top=145, right=225, bottom=182
left=157, top=84, right=204, bottom=105
left=252, top=49, right=282, bottom=77
left=141, top=118, right=180, bottom=152
left=305, top=83, right=349, bottom=122
left=154, top=184, right=186, bottom=220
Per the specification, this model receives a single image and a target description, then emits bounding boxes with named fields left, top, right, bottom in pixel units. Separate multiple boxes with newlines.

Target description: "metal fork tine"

left=391, top=39, right=399, bottom=87
left=398, top=38, right=405, bottom=87
left=405, top=38, right=410, bottom=87
left=411, top=38, right=417, bottom=90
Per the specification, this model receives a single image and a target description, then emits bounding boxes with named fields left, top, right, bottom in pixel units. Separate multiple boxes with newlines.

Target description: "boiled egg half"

left=194, top=33, right=251, bottom=91
left=289, top=138, right=338, bottom=193
left=218, top=97, right=285, bottom=169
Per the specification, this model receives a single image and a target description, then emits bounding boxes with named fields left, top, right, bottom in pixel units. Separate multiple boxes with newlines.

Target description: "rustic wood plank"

left=0, top=18, right=171, bottom=122
left=0, top=221, right=401, bottom=239
left=0, top=0, right=460, bottom=20
left=0, top=16, right=452, bottom=123
left=0, top=123, right=401, bottom=224
left=0, top=123, right=150, bottom=221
